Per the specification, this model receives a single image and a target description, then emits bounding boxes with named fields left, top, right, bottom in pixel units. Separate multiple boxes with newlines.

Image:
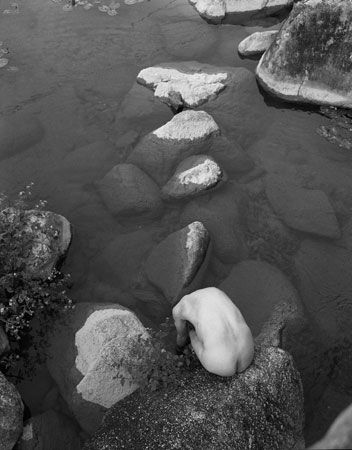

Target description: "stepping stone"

left=238, top=30, right=278, bottom=56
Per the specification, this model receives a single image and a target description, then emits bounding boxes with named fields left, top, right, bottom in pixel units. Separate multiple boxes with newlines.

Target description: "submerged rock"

left=128, top=110, right=220, bottom=185
left=162, top=155, right=225, bottom=200
left=189, top=0, right=293, bottom=24
left=266, top=176, right=340, bottom=238
left=47, top=303, right=150, bottom=433
left=257, top=0, right=352, bottom=108
left=97, top=163, right=163, bottom=217
left=17, top=409, right=82, bottom=450
left=84, top=345, right=304, bottom=450
left=0, top=371, right=24, bottom=450
left=145, top=222, right=211, bottom=306
left=238, top=30, right=278, bottom=56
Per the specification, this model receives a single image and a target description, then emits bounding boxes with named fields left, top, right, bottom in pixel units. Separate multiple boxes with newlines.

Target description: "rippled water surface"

left=2, top=0, right=352, bottom=444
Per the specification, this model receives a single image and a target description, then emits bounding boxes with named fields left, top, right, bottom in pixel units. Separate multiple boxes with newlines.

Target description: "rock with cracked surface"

left=256, top=0, right=352, bottom=108
left=189, top=0, right=293, bottom=24
left=238, top=30, right=278, bottom=56
left=47, top=303, right=150, bottom=434
left=162, top=155, right=225, bottom=200
left=127, top=110, right=220, bottom=186
left=0, top=371, right=23, bottom=450
left=145, top=222, right=211, bottom=306
left=97, top=163, right=163, bottom=217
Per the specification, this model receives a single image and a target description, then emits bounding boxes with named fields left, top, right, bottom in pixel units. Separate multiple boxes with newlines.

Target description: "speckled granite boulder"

left=47, top=303, right=150, bottom=434
left=145, top=222, right=211, bottom=306
left=0, top=371, right=24, bottom=450
left=189, top=0, right=293, bottom=24
left=238, top=30, right=278, bottom=56
left=257, top=0, right=352, bottom=108
left=17, top=409, right=82, bottom=450
left=162, top=155, right=225, bottom=200
left=97, top=163, right=163, bottom=217
left=84, top=345, right=304, bottom=450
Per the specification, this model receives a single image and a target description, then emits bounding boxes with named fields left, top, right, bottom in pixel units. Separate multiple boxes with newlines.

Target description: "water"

left=2, top=0, right=352, bottom=445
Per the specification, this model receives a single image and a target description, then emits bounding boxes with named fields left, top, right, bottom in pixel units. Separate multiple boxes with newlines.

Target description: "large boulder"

left=17, top=409, right=82, bottom=450
left=238, top=30, right=278, bottom=57
left=189, top=0, right=293, bottom=24
left=97, top=163, right=163, bottom=217
left=145, top=222, right=211, bottom=306
left=180, top=183, right=249, bottom=263
left=84, top=345, right=304, bottom=450
left=0, top=371, right=24, bottom=450
left=47, top=303, right=150, bottom=434
left=256, top=0, right=352, bottom=108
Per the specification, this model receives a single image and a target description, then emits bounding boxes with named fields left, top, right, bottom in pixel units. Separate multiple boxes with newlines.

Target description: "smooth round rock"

left=238, top=30, right=278, bottom=56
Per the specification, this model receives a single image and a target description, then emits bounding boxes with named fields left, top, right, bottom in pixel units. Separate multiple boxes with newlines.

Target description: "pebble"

left=0, top=58, right=8, bottom=68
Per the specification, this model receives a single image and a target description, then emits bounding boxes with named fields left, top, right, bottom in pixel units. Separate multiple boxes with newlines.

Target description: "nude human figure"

left=172, top=287, right=254, bottom=377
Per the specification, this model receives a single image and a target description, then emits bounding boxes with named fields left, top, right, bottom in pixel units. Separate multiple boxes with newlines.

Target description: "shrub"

left=0, top=184, right=73, bottom=378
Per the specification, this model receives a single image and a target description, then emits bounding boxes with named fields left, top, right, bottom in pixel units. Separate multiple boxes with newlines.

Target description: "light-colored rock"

left=0, top=371, right=24, bottom=450
left=84, top=345, right=305, bottom=450
left=17, top=409, right=82, bottom=450
left=47, top=303, right=150, bottom=433
left=97, top=163, right=163, bottom=217
left=256, top=0, right=352, bottom=108
left=238, top=30, right=278, bottom=56
left=266, top=176, right=340, bottom=238
left=127, top=111, right=220, bottom=186
left=162, top=155, right=225, bottom=200
left=181, top=183, right=249, bottom=263
left=189, top=0, right=293, bottom=24
left=145, top=222, right=211, bottom=306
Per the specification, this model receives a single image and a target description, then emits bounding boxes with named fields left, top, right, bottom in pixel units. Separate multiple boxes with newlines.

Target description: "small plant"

left=114, top=318, right=195, bottom=392
left=0, top=184, right=73, bottom=378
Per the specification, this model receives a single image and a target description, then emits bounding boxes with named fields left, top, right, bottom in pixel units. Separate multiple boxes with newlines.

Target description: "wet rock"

left=162, top=155, right=225, bottom=200
left=47, top=303, right=150, bottom=433
left=238, top=30, right=278, bottom=56
left=336, top=216, right=352, bottom=251
left=208, top=136, right=255, bottom=175
left=145, top=222, right=211, bottom=306
left=266, top=176, right=340, bottom=238
left=84, top=345, right=304, bottom=450
left=294, top=239, right=352, bottom=340
left=189, top=0, right=293, bottom=24
left=220, top=260, right=300, bottom=337
left=0, top=326, right=9, bottom=357
left=127, top=110, right=220, bottom=185
left=256, top=0, right=352, bottom=108
left=0, top=371, right=24, bottom=450
left=0, top=112, right=44, bottom=160
left=17, top=409, right=82, bottom=450
left=181, top=183, right=249, bottom=263
left=309, top=403, right=352, bottom=449
left=97, top=163, right=163, bottom=217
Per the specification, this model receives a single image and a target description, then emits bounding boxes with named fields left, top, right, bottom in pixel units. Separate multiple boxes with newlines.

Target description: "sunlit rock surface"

left=162, top=155, right=225, bottom=200
left=238, top=30, right=278, bottom=56
left=0, top=371, right=23, bottom=450
left=84, top=345, right=304, bottom=450
left=47, top=303, right=149, bottom=433
left=145, top=221, right=211, bottom=306
left=257, top=0, right=352, bottom=108
left=189, top=0, right=293, bottom=24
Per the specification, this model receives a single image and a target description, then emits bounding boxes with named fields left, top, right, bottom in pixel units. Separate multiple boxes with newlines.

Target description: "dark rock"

left=0, top=326, right=9, bottom=357
left=0, top=371, right=23, bottom=450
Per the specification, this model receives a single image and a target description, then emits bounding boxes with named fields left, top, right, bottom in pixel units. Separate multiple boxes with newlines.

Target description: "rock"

left=309, top=403, right=352, bottom=449
left=180, top=183, right=249, bottom=263
left=238, top=30, right=278, bottom=56
left=189, top=0, right=293, bottom=24
left=47, top=303, right=150, bottom=433
left=162, top=155, right=225, bottom=200
left=84, top=345, right=304, bottom=450
left=0, top=112, right=44, bottom=160
left=0, top=371, right=24, bottom=450
left=145, top=222, right=211, bottom=306
left=97, top=163, right=163, bottom=217
left=17, top=409, right=82, bottom=450
left=127, top=110, right=220, bottom=186
left=256, top=0, right=352, bottom=108
left=220, top=260, right=300, bottom=337
left=266, top=176, right=340, bottom=238
left=0, top=326, right=9, bottom=357
left=294, top=239, right=352, bottom=340
left=336, top=216, right=352, bottom=251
